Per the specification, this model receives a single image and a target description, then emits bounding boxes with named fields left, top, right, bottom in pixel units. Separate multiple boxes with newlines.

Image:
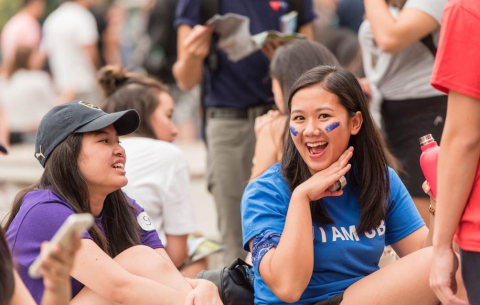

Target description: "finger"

left=331, top=147, right=354, bottom=170
left=184, top=292, right=195, bottom=305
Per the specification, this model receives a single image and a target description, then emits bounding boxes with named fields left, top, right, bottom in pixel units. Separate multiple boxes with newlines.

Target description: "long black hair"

left=5, top=133, right=141, bottom=257
left=0, top=231, right=14, bottom=305
left=281, top=65, right=389, bottom=233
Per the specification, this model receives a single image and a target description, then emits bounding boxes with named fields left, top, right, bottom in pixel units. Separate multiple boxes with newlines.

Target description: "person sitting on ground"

left=1, top=212, right=80, bottom=305
left=98, top=65, right=208, bottom=278
left=4, top=101, right=221, bottom=304
left=241, top=65, right=468, bottom=304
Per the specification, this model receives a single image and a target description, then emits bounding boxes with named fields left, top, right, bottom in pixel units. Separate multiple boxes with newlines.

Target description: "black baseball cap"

left=35, top=100, right=140, bottom=167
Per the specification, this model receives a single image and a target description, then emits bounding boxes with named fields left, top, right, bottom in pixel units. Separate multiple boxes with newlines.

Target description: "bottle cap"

left=419, top=134, right=435, bottom=146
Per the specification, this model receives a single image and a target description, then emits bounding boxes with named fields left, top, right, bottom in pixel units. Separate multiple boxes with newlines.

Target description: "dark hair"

left=386, top=0, right=407, bottom=8
left=270, top=40, right=340, bottom=111
left=281, top=66, right=389, bottom=233
left=5, top=134, right=141, bottom=257
left=0, top=231, right=14, bottom=305
left=5, top=46, right=32, bottom=79
left=98, top=65, right=168, bottom=139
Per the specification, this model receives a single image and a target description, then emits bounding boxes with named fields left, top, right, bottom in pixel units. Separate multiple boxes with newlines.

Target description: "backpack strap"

left=420, top=33, right=437, bottom=58
left=287, top=0, right=305, bottom=32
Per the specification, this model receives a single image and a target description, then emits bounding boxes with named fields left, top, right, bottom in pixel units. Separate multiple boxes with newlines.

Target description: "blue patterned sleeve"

left=251, top=230, right=281, bottom=271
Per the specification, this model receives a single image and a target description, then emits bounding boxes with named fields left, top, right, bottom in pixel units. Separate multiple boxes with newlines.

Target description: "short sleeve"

left=384, top=168, right=425, bottom=246
left=241, top=173, right=289, bottom=251
left=301, top=0, right=317, bottom=26
left=404, top=0, right=447, bottom=25
left=162, top=161, right=196, bottom=236
left=76, top=12, right=99, bottom=46
left=175, top=0, right=201, bottom=29
left=128, top=198, right=165, bottom=249
left=431, top=3, right=480, bottom=100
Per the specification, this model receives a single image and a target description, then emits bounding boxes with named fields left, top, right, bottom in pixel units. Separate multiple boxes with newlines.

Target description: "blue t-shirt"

left=5, top=189, right=163, bottom=304
left=175, top=0, right=316, bottom=108
left=242, top=163, right=425, bottom=305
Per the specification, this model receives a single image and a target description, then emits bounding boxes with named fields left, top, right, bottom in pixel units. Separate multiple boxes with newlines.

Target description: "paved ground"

left=0, top=140, right=224, bottom=269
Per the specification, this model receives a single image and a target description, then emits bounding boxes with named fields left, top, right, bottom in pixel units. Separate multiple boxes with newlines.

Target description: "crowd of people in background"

left=0, top=0, right=478, bottom=304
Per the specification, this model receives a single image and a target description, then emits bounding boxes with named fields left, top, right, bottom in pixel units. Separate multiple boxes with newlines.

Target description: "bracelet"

left=429, top=204, right=435, bottom=216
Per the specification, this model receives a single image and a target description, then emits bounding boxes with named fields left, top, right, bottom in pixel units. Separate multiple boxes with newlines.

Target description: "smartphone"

left=28, top=213, right=94, bottom=279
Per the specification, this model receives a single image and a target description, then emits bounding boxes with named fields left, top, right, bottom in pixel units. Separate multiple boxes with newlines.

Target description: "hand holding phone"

left=29, top=213, right=94, bottom=279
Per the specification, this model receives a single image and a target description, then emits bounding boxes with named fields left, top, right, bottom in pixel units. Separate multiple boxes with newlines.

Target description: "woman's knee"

left=114, top=245, right=175, bottom=276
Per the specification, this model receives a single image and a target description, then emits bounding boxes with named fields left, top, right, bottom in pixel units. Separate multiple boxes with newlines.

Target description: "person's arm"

left=429, top=91, right=480, bottom=304
left=363, top=0, right=439, bottom=53
left=433, top=90, right=480, bottom=251
left=298, top=23, right=314, bottom=40
left=165, top=234, right=189, bottom=268
left=71, top=239, right=189, bottom=304
left=173, top=24, right=213, bottom=91
left=251, top=114, right=285, bottom=179
left=0, top=107, right=9, bottom=148
left=83, top=44, right=100, bottom=69
left=249, top=148, right=352, bottom=303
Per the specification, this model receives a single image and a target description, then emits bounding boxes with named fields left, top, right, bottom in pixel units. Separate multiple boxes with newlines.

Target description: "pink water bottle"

left=419, top=134, right=439, bottom=199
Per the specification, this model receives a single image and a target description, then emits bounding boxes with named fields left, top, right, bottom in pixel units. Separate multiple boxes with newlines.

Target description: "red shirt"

left=431, top=0, right=480, bottom=251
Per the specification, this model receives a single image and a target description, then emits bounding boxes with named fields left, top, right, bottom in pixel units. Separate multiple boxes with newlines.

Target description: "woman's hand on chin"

left=297, top=147, right=353, bottom=202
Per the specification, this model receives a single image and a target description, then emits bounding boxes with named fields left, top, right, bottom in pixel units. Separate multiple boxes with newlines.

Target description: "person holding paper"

left=173, top=0, right=316, bottom=265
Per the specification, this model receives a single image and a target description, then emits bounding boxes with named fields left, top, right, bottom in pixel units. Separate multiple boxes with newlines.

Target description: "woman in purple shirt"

left=4, top=101, right=221, bottom=304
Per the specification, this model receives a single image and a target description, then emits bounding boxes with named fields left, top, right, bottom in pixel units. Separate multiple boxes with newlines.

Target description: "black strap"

left=287, top=0, right=304, bottom=32
left=420, top=33, right=437, bottom=58
left=200, top=0, right=219, bottom=24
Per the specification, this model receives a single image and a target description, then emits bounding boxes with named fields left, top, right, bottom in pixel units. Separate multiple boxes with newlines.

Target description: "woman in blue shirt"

left=241, top=65, right=468, bottom=304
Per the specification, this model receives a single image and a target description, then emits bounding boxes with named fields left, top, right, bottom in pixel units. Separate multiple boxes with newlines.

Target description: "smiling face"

left=78, top=125, right=128, bottom=196
left=289, top=85, right=363, bottom=175
left=150, top=92, right=178, bottom=142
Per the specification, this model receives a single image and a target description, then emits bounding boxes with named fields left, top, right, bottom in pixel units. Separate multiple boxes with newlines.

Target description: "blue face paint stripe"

left=325, top=122, right=340, bottom=133
left=289, top=126, right=298, bottom=136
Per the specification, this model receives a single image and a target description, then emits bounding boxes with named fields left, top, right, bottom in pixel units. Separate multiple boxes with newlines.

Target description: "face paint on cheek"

left=289, top=126, right=299, bottom=136
left=325, top=122, right=340, bottom=133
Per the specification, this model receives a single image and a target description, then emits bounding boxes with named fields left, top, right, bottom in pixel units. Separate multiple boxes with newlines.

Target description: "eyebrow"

left=291, top=107, right=334, bottom=114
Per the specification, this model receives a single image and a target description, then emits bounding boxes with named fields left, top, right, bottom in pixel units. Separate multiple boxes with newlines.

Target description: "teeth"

left=113, top=163, right=124, bottom=169
left=307, top=142, right=327, bottom=147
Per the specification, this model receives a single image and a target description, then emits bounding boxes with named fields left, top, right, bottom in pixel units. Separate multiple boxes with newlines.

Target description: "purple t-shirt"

left=5, top=189, right=164, bottom=304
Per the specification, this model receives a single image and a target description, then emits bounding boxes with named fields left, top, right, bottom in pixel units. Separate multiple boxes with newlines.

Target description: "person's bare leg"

left=412, top=197, right=430, bottom=228
left=341, top=247, right=467, bottom=305
left=71, top=245, right=192, bottom=304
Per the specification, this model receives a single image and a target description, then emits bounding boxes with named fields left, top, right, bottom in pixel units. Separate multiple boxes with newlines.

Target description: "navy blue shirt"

left=175, top=0, right=316, bottom=108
